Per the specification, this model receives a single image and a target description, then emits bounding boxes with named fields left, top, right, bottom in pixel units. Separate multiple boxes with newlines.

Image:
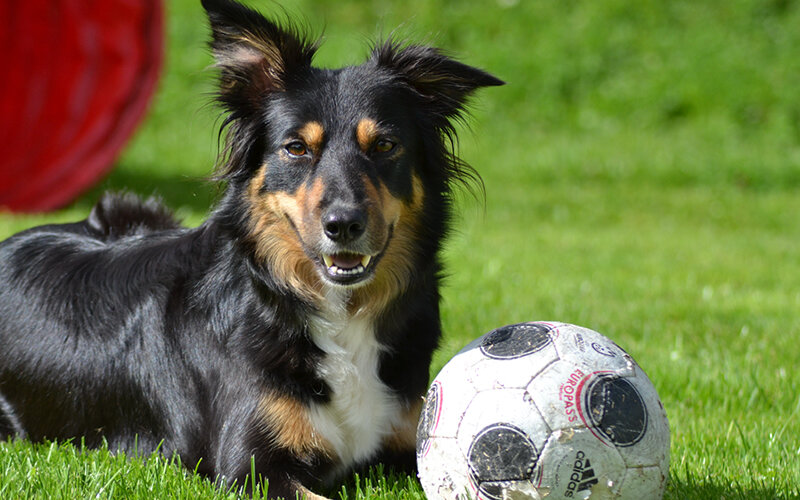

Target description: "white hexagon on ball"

left=416, top=322, right=670, bottom=500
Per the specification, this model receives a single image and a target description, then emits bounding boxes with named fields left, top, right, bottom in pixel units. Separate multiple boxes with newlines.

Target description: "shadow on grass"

left=666, top=474, right=798, bottom=500
left=331, top=468, right=799, bottom=500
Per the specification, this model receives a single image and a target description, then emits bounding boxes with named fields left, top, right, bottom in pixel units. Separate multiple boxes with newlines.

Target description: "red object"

left=0, top=0, right=163, bottom=212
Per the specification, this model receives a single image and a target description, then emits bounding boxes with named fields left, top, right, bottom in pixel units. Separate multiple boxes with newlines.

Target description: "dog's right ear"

left=202, top=0, right=317, bottom=106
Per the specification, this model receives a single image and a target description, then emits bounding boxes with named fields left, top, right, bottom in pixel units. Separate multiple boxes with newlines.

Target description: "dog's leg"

left=294, top=484, right=331, bottom=500
left=372, top=398, right=423, bottom=475
left=251, top=474, right=331, bottom=500
left=0, top=392, right=25, bottom=440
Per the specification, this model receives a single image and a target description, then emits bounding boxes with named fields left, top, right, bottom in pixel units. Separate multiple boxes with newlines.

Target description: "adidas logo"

left=563, top=450, right=599, bottom=497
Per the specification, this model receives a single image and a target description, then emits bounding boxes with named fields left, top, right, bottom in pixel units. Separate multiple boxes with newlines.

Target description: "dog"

left=0, top=0, right=502, bottom=497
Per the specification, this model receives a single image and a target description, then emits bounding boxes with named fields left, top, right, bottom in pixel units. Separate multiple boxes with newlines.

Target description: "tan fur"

left=351, top=175, right=425, bottom=317
left=294, top=485, right=331, bottom=500
left=247, top=158, right=425, bottom=316
left=298, top=121, right=325, bottom=155
left=356, top=118, right=380, bottom=152
left=382, top=398, right=424, bottom=453
left=247, top=167, right=324, bottom=303
left=233, top=31, right=285, bottom=88
left=257, top=392, right=337, bottom=460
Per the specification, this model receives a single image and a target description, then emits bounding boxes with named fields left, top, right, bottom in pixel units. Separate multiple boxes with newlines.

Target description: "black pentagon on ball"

left=583, top=374, right=648, bottom=447
left=479, top=323, right=553, bottom=360
left=467, top=424, right=538, bottom=500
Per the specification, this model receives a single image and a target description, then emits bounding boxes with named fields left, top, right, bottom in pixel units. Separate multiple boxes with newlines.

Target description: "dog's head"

left=204, top=0, right=502, bottom=306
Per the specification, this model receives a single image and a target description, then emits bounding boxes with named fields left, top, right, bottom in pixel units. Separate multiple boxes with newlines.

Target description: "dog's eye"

left=374, top=139, right=396, bottom=154
left=286, top=141, right=309, bottom=157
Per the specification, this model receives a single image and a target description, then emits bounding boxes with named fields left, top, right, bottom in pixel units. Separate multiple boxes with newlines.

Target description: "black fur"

left=0, top=1, right=502, bottom=498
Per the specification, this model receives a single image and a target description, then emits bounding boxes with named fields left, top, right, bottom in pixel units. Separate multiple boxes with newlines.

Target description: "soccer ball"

left=416, top=322, right=669, bottom=500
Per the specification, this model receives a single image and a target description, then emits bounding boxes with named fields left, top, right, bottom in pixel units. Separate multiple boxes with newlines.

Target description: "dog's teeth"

left=327, top=264, right=367, bottom=276
left=322, top=254, right=372, bottom=278
left=336, top=265, right=363, bottom=276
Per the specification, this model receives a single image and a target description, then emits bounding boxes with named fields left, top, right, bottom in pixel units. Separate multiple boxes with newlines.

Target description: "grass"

left=0, top=440, right=230, bottom=500
left=2, top=0, right=800, bottom=498
left=0, top=440, right=426, bottom=499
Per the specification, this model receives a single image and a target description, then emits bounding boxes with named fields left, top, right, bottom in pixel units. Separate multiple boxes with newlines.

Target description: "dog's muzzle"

left=317, top=204, right=381, bottom=286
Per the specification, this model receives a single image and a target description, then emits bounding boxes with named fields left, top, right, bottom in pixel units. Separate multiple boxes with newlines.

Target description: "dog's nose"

left=323, top=206, right=367, bottom=243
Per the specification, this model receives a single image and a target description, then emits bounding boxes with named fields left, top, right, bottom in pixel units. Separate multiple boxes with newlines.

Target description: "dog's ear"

left=373, top=41, right=504, bottom=121
left=202, top=0, right=317, bottom=105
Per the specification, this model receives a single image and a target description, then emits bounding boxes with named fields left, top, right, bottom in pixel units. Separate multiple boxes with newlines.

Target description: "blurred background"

left=4, top=0, right=798, bottom=216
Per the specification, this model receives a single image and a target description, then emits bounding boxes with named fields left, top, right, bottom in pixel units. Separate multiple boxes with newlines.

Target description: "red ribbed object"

left=0, top=0, right=163, bottom=212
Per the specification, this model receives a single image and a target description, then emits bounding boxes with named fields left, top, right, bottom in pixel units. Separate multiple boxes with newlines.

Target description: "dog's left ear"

left=202, top=0, right=317, bottom=107
left=373, top=42, right=504, bottom=121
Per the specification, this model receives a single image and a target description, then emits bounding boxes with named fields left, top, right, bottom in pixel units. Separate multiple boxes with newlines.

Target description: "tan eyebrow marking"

left=297, top=121, right=325, bottom=154
left=356, top=118, right=380, bottom=153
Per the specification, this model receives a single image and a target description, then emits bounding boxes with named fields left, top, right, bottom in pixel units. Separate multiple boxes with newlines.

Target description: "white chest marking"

left=307, top=301, right=400, bottom=470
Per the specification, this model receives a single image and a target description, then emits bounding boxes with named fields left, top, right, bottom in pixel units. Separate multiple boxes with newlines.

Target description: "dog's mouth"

left=320, top=252, right=376, bottom=285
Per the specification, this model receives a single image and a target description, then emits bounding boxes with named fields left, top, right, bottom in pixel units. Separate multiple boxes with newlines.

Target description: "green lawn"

left=2, top=0, right=800, bottom=498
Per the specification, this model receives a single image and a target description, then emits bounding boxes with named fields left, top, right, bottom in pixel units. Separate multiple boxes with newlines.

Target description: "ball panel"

left=475, top=480, right=541, bottom=500
left=417, top=381, right=443, bottom=458
left=548, top=323, right=635, bottom=375
left=457, top=389, right=550, bottom=459
left=438, top=344, right=490, bottom=385
left=579, top=374, right=648, bottom=448
left=614, top=370, right=671, bottom=469
left=428, top=376, right=481, bottom=439
left=526, top=360, right=593, bottom=433
left=479, top=323, right=555, bottom=360
left=620, top=465, right=669, bottom=500
left=468, top=424, right=538, bottom=482
left=467, top=348, right=558, bottom=392
left=417, top=436, right=472, bottom=500
left=467, top=424, right=540, bottom=500
left=535, top=428, right=626, bottom=500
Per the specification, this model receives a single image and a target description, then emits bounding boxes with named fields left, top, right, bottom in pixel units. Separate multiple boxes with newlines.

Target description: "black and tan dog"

left=0, top=0, right=502, bottom=497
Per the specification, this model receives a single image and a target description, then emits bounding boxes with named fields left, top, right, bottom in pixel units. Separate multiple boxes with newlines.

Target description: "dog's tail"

left=87, top=192, right=182, bottom=241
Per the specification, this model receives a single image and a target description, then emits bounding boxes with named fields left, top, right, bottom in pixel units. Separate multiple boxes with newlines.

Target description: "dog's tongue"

left=332, top=254, right=362, bottom=270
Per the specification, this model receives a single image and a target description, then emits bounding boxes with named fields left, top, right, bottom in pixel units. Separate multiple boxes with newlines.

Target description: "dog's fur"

left=0, top=0, right=502, bottom=497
